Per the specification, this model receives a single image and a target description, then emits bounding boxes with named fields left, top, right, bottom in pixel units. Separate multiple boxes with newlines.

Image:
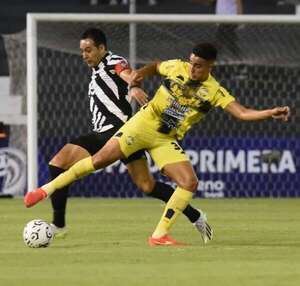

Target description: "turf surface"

left=0, top=198, right=299, bottom=286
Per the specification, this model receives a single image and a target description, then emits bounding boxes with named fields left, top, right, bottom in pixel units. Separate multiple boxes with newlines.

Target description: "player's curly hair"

left=81, top=28, right=107, bottom=48
left=192, top=43, right=217, bottom=61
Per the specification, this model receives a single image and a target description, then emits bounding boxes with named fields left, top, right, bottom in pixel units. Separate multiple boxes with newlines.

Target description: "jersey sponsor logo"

left=159, top=81, right=212, bottom=134
left=164, top=79, right=208, bottom=108
left=158, top=98, right=190, bottom=133
left=164, top=99, right=189, bottom=120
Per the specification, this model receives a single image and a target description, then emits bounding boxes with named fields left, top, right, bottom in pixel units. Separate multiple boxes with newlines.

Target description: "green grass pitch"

left=0, top=198, right=299, bottom=286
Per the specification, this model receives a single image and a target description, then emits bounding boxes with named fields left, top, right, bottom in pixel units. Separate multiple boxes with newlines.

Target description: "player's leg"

left=148, top=138, right=212, bottom=246
left=24, top=116, right=143, bottom=208
left=24, top=137, right=125, bottom=207
left=49, top=143, right=90, bottom=233
left=124, top=153, right=155, bottom=193
left=48, top=131, right=119, bottom=232
left=149, top=161, right=197, bottom=245
left=126, top=155, right=201, bottom=224
left=48, top=131, right=118, bottom=226
left=156, top=161, right=213, bottom=244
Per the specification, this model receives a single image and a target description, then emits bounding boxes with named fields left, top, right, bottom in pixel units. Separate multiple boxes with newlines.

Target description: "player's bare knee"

left=136, top=179, right=155, bottom=194
left=92, top=152, right=113, bottom=169
left=177, top=176, right=198, bottom=192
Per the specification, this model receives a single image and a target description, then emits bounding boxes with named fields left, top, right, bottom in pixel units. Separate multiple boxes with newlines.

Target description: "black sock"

left=49, top=165, right=69, bottom=228
left=147, top=182, right=200, bottom=223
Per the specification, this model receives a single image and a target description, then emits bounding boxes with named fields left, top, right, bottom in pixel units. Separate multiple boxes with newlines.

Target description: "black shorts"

left=70, top=130, right=146, bottom=165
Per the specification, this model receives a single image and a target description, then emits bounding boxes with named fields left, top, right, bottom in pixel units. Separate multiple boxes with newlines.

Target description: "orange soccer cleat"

left=24, top=188, right=48, bottom=208
left=148, top=234, right=186, bottom=247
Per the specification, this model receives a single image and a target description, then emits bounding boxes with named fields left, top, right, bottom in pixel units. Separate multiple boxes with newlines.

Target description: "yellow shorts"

left=114, top=113, right=189, bottom=170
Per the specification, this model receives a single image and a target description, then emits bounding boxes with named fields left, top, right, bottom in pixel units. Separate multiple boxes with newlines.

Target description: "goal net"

left=3, top=14, right=300, bottom=198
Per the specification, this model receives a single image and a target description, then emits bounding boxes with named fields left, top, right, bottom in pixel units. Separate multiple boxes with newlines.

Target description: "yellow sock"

left=152, top=187, right=193, bottom=238
left=43, top=157, right=95, bottom=195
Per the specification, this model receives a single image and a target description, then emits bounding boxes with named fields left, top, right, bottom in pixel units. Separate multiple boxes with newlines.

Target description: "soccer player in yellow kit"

left=25, top=43, right=290, bottom=246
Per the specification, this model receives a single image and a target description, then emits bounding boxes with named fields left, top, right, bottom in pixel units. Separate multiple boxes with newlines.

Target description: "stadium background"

left=0, top=0, right=299, bottom=198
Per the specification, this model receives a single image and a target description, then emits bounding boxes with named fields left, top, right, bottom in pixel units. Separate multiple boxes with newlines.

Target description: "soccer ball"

left=23, top=219, right=54, bottom=248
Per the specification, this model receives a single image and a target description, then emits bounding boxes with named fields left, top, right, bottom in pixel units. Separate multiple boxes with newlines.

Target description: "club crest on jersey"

left=125, top=135, right=134, bottom=145
left=197, top=87, right=209, bottom=97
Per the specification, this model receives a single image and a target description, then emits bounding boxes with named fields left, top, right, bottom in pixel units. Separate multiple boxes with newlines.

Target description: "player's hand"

left=129, top=87, right=149, bottom=106
left=271, top=106, right=290, bottom=122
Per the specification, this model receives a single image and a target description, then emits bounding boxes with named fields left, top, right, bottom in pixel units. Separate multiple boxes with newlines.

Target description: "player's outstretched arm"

left=225, top=101, right=290, bottom=122
left=129, top=61, right=161, bottom=87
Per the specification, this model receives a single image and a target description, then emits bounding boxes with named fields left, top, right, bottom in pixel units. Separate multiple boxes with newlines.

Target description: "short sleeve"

left=213, top=86, right=235, bottom=109
left=158, top=59, right=180, bottom=77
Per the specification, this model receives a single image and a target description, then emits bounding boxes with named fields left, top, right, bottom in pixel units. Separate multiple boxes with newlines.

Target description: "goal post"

left=24, top=13, right=300, bottom=197
left=27, top=14, right=38, bottom=194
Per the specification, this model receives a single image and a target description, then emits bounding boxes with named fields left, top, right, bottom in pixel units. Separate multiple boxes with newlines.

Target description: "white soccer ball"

left=23, top=219, right=54, bottom=248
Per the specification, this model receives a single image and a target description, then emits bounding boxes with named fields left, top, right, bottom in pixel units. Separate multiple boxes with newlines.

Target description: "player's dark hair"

left=192, top=43, right=217, bottom=61
left=81, top=28, right=107, bottom=48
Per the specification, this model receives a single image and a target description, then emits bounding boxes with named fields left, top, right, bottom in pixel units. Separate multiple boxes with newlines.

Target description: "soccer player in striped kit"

left=42, top=28, right=212, bottom=243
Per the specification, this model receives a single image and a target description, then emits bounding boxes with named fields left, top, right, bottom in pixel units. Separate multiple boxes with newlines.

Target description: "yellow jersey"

left=139, top=59, right=235, bottom=140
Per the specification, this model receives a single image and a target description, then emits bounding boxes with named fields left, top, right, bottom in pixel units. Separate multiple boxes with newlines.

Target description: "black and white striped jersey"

left=88, top=51, right=132, bottom=133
